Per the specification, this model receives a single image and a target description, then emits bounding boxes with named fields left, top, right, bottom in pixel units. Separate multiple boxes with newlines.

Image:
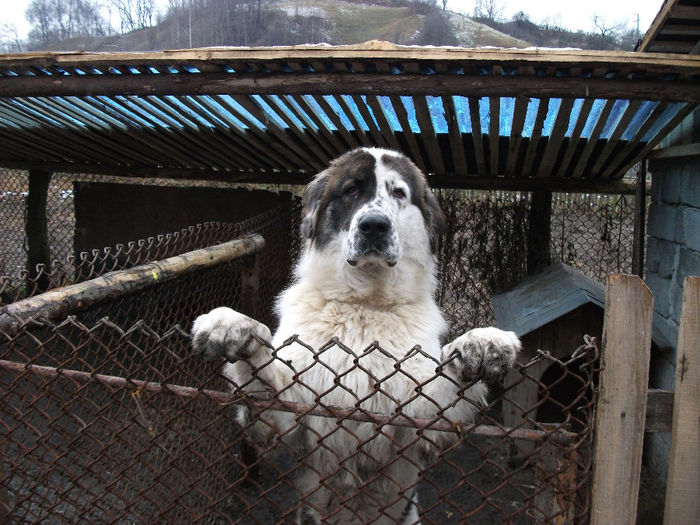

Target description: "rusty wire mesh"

left=1, top=304, right=599, bottom=525
left=0, top=171, right=625, bottom=523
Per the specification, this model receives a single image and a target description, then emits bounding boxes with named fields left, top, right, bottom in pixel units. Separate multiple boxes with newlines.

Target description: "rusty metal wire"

left=0, top=305, right=599, bottom=524
left=0, top=174, right=616, bottom=523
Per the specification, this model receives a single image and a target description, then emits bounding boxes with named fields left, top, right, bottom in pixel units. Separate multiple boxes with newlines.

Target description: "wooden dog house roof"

left=0, top=42, right=698, bottom=192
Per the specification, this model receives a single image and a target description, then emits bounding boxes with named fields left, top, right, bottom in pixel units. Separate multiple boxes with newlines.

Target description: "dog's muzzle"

left=347, top=212, right=399, bottom=267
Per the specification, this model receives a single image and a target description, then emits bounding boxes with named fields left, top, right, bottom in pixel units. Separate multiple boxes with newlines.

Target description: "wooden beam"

left=591, top=275, right=653, bottom=525
left=637, top=0, right=680, bottom=52
left=0, top=161, right=642, bottom=194
left=0, top=73, right=698, bottom=103
left=26, top=169, right=52, bottom=294
left=664, top=276, right=700, bottom=525
left=1, top=45, right=699, bottom=71
left=0, top=234, right=265, bottom=337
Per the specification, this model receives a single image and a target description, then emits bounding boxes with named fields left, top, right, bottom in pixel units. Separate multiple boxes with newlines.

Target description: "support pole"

left=632, top=161, right=647, bottom=277
left=527, top=190, right=552, bottom=275
left=25, top=169, right=52, bottom=294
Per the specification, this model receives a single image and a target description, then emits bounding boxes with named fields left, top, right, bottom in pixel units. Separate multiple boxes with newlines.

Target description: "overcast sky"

left=2, top=0, right=662, bottom=42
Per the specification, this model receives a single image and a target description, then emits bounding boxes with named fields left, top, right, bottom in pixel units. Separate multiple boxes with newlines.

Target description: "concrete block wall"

left=643, top=156, right=700, bottom=520
left=646, top=160, right=700, bottom=356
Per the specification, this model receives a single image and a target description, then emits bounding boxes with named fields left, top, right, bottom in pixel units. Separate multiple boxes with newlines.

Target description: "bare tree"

left=592, top=15, right=624, bottom=38
left=111, top=0, right=156, bottom=33
left=0, top=23, right=24, bottom=52
left=26, top=0, right=107, bottom=47
left=473, top=0, right=504, bottom=21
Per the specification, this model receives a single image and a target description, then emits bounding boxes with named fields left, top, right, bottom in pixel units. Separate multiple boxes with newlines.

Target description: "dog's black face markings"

left=301, top=148, right=446, bottom=263
left=301, top=149, right=377, bottom=249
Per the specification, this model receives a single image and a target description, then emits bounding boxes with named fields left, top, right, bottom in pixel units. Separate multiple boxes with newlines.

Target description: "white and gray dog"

left=192, top=147, right=521, bottom=524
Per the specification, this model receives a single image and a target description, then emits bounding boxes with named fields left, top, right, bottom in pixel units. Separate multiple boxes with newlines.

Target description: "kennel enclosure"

left=1, top=31, right=700, bottom=524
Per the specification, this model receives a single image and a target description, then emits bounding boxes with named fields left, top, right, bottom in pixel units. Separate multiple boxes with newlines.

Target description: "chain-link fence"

left=1, top=238, right=600, bottom=523
left=1, top=169, right=631, bottom=523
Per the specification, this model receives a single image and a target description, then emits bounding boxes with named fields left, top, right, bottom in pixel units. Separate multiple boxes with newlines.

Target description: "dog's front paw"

left=191, top=307, right=271, bottom=362
left=442, top=327, right=521, bottom=382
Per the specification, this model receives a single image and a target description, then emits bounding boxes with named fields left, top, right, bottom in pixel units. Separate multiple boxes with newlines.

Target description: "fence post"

left=590, top=274, right=653, bottom=525
left=26, top=169, right=52, bottom=293
left=663, top=276, right=699, bottom=524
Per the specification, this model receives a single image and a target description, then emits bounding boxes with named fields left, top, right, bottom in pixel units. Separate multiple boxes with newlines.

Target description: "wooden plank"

left=537, top=98, right=574, bottom=178
left=315, top=94, right=360, bottom=151
left=504, top=96, right=528, bottom=178
left=637, top=0, right=680, bottom=52
left=262, top=94, right=331, bottom=170
left=663, top=276, right=700, bottom=525
left=389, top=95, right=427, bottom=172
left=590, top=274, right=653, bottom=525
left=2, top=46, right=699, bottom=72
left=589, top=100, right=642, bottom=176
left=335, top=95, right=373, bottom=148
left=521, top=98, right=549, bottom=177
left=556, top=98, right=594, bottom=178
left=468, top=97, right=486, bottom=175
left=648, top=142, right=700, bottom=161
left=413, top=95, right=445, bottom=174
left=442, top=95, right=468, bottom=176
left=632, top=162, right=646, bottom=277
left=610, top=103, right=695, bottom=179
left=0, top=159, right=643, bottom=193
left=599, top=101, right=670, bottom=179
left=571, top=99, right=615, bottom=179
left=289, top=94, right=347, bottom=158
left=364, top=95, right=402, bottom=152
left=350, top=94, right=388, bottom=148
left=489, top=96, right=500, bottom=176
left=1, top=73, right=696, bottom=103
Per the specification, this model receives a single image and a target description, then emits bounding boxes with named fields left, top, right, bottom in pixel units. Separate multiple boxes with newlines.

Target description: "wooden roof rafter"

left=0, top=42, right=698, bottom=194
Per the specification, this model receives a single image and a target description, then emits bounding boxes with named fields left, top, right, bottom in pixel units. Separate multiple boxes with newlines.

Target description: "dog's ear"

left=423, top=188, right=446, bottom=253
left=300, top=170, right=329, bottom=240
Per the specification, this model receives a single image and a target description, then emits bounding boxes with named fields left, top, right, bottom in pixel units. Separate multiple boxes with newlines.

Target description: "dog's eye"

left=344, top=184, right=360, bottom=197
left=391, top=188, right=406, bottom=199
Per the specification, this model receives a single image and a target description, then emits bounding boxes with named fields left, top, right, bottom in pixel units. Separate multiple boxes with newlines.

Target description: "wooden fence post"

left=590, top=274, right=653, bottom=525
left=26, top=169, right=52, bottom=293
left=663, top=276, right=699, bottom=524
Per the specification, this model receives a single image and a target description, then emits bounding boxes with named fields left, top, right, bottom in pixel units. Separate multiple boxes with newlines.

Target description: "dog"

left=191, top=147, right=521, bottom=524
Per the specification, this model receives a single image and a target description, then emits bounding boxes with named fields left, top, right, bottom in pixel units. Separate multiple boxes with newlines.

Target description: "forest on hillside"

left=0, top=0, right=642, bottom=53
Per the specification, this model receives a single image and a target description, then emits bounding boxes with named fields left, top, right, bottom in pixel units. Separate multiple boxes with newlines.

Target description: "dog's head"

left=301, top=148, right=446, bottom=268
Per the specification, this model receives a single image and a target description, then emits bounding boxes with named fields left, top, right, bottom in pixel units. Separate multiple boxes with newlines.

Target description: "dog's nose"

left=358, top=214, right=391, bottom=239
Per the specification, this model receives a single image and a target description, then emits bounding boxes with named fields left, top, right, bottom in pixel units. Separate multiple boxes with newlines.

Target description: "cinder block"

left=681, top=163, right=700, bottom=209
left=646, top=273, right=673, bottom=318
left=647, top=203, right=681, bottom=243
left=660, top=169, right=683, bottom=204
left=678, top=246, right=700, bottom=284
left=681, top=207, right=700, bottom=252
left=646, top=237, right=660, bottom=274
left=656, top=240, right=680, bottom=279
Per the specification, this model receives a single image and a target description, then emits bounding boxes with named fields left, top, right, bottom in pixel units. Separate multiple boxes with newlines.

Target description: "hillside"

left=37, top=0, right=529, bottom=53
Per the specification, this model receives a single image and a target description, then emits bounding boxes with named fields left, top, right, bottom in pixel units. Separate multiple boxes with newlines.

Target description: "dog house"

left=493, top=262, right=671, bottom=434
left=1, top=6, right=699, bottom=521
